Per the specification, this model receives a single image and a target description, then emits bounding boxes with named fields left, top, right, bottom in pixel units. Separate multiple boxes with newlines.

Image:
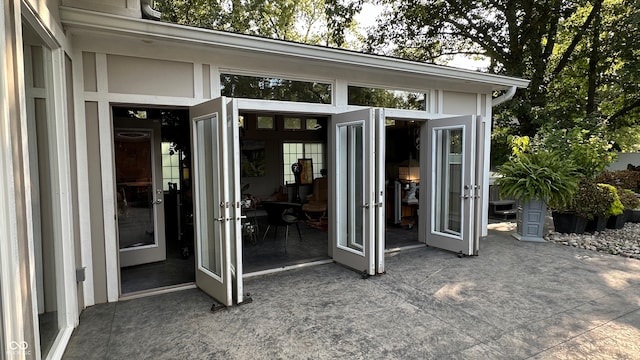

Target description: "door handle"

left=151, top=198, right=163, bottom=205
left=361, top=203, right=370, bottom=209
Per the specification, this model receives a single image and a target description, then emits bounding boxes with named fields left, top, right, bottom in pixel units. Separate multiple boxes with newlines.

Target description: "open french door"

left=422, top=115, right=482, bottom=256
left=330, top=108, right=385, bottom=275
left=190, top=97, right=243, bottom=307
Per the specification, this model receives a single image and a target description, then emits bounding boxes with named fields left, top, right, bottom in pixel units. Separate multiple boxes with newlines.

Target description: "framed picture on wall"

left=298, top=158, right=314, bottom=185
left=241, top=140, right=266, bottom=177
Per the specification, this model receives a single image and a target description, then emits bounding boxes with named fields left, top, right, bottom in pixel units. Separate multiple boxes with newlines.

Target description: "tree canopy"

left=154, top=0, right=364, bottom=47
left=153, top=0, right=640, bottom=162
left=366, top=0, right=640, bottom=162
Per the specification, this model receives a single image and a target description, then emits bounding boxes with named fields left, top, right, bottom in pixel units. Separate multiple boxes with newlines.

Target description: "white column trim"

left=427, top=90, right=438, bottom=114
left=72, top=47, right=96, bottom=307
left=193, top=62, right=203, bottom=99
left=95, top=52, right=119, bottom=301
left=210, top=65, right=221, bottom=98
left=334, top=79, right=348, bottom=108
left=50, top=47, right=79, bottom=328
left=481, top=93, right=492, bottom=237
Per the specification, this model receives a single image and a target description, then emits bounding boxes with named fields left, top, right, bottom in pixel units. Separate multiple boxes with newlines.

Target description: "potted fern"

left=496, top=137, right=579, bottom=241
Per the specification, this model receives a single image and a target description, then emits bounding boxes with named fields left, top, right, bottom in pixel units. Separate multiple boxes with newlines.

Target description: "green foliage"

left=367, top=0, right=640, bottom=148
left=610, top=126, right=640, bottom=152
left=596, top=170, right=640, bottom=192
left=556, top=179, right=613, bottom=219
left=496, top=136, right=579, bottom=207
left=617, top=188, right=640, bottom=210
left=598, top=183, right=624, bottom=216
left=532, top=124, right=616, bottom=179
left=154, top=0, right=363, bottom=48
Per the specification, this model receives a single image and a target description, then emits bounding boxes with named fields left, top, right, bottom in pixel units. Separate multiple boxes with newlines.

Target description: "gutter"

left=141, top=0, right=161, bottom=20
left=492, top=86, right=517, bottom=106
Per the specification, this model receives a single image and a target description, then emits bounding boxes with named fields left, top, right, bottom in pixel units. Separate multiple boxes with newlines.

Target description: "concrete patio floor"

left=63, top=226, right=640, bottom=359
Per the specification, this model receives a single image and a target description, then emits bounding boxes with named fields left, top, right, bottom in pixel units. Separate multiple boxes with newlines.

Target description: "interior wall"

left=239, top=113, right=327, bottom=200
left=85, top=101, right=108, bottom=303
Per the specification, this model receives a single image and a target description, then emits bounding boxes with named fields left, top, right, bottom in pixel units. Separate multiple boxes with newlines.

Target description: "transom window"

left=348, top=86, right=427, bottom=110
left=220, top=73, right=332, bottom=104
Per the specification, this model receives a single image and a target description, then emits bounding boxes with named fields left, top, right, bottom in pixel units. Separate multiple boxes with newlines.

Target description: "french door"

left=330, top=108, right=385, bottom=275
left=114, top=120, right=166, bottom=268
left=190, top=97, right=243, bottom=306
left=423, top=115, right=481, bottom=256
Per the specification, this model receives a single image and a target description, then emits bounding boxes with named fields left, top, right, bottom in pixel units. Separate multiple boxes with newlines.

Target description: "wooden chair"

left=302, top=177, right=328, bottom=222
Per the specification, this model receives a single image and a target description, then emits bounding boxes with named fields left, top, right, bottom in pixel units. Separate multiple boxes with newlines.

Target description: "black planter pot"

left=552, top=212, right=587, bottom=234
left=585, top=215, right=607, bottom=233
left=606, top=214, right=626, bottom=229
left=625, top=209, right=640, bottom=223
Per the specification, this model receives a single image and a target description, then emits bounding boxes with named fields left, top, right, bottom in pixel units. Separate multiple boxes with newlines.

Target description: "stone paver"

left=63, top=228, right=640, bottom=359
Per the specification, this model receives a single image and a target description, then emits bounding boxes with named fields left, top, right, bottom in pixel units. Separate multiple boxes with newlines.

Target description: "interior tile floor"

left=65, top=226, right=640, bottom=359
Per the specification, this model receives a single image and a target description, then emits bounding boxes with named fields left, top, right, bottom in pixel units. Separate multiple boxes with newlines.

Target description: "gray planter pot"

left=513, top=199, right=547, bottom=242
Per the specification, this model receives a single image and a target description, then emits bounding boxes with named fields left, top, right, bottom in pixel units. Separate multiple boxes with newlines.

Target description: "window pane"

left=257, top=116, right=274, bottom=129
left=306, top=118, right=320, bottom=130
left=161, top=141, right=182, bottom=190
left=348, top=86, right=426, bottom=110
left=283, top=142, right=325, bottom=184
left=284, top=117, right=301, bottom=130
left=220, top=74, right=332, bottom=104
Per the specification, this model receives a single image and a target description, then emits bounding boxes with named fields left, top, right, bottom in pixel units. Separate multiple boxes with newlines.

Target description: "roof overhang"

left=59, top=6, right=530, bottom=92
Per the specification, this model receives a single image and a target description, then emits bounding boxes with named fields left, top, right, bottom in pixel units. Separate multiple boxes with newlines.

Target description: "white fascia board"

left=59, top=6, right=530, bottom=91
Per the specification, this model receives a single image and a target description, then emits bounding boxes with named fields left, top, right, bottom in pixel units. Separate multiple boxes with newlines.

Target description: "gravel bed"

left=545, top=222, right=640, bottom=259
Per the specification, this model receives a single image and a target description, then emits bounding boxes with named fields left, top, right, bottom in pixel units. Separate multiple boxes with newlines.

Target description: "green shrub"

left=595, top=170, right=640, bottom=192
left=533, top=126, right=616, bottom=179
left=618, top=188, right=640, bottom=210
left=598, top=184, right=624, bottom=217
left=556, top=180, right=612, bottom=220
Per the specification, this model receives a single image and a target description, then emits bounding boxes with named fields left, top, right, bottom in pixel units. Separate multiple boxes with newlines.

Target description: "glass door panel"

left=194, top=118, right=223, bottom=279
left=433, top=128, right=463, bottom=236
left=425, top=115, right=478, bottom=255
left=190, top=97, right=242, bottom=307
left=115, top=121, right=166, bottom=268
left=331, top=109, right=380, bottom=275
